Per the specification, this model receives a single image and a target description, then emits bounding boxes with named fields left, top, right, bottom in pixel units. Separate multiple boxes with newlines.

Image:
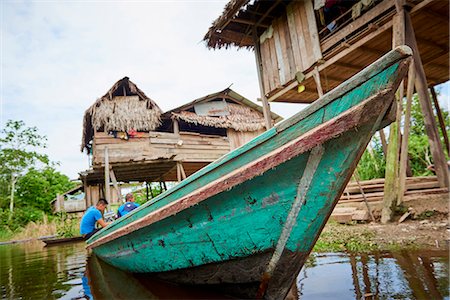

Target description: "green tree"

left=15, top=167, right=76, bottom=213
left=0, top=120, right=49, bottom=218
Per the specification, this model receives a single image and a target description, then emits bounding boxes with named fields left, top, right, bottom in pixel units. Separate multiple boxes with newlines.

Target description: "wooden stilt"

left=312, top=66, right=324, bottom=97
left=146, top=182, right=149, bottom=201
left=430, top=86, right=450, bottom=155
left=379, top=130, right=387, bottom=157
left=173, top=118, right=180, bottom=136
left=179, top=162, right=187, bottom=180
left=104, top=147, right=111, bottom=204
left=176, top=163, right=181, bottom=182
left=353, top=171, right=375, bottom=222
left=405, top=12, right=449, bottom=188
left=109, top=168, right=122, bottom=203
left=398, top=62, right=415, bottom=205
left=253, top=26, right=273, bottom=130
left=381, top=10, right=405, bottom=223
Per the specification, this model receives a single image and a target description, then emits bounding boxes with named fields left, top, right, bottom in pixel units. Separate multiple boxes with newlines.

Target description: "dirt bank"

left=316, top=193, right=449, bottom=252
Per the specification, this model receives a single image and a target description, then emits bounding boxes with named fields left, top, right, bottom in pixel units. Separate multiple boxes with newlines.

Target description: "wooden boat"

left=40, top=235, right=84, bottom=246
left=86, top=46, right=412, bottom=299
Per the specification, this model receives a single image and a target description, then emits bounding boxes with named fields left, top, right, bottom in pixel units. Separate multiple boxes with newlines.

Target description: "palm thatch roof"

left=164, top=88, right=282, bottom=132
left=81, top=77, right=162, bottom=152
left=204, top=0, right=288, bottom=49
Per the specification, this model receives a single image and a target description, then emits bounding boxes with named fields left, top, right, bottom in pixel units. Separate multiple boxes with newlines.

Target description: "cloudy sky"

left=1, top=1, right=448, bottom=179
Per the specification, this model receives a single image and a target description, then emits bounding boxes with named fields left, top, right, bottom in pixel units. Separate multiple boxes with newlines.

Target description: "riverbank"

left=315, top=193, right=449, bottom=252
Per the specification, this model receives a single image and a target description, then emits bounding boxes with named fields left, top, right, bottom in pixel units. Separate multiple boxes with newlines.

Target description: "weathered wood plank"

left=268, top=35, right=281, bottom=88
left=273, top=18, right=286, bottom=84
left=286, top=3, right=303, bottom=72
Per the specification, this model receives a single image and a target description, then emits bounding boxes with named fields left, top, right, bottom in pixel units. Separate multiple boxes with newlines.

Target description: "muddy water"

left=0, top=241, right=448, bottom=299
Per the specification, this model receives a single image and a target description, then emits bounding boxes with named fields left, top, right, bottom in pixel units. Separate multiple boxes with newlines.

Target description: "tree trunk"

left=9, top=175, right=16, bottom=221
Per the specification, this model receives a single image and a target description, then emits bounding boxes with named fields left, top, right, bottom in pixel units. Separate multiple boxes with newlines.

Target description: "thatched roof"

left=204, top=0, right=289, bottom=49
left=164, top=88, right=282, bottom=132
left=81, top=77, right=162, bottom=152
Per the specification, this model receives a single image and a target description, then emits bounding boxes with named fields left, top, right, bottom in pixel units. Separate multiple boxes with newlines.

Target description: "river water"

left=1, top=241, right=448, bottom=299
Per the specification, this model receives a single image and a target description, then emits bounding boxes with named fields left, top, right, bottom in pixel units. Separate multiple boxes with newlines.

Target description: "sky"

left=1, top=1, right=448, bottom=179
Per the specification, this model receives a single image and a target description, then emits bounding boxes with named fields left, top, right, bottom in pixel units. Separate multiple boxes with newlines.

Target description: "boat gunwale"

left=87, top=45, right=412, bottom=246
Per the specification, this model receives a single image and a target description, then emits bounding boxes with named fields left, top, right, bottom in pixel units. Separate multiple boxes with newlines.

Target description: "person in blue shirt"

left=80, top=199, right=110, bottom=239
left=117, top=193, right=140, bottom=218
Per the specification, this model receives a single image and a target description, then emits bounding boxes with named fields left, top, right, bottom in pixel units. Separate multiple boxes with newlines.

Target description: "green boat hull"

left=87, top=47, right=412, bottom=299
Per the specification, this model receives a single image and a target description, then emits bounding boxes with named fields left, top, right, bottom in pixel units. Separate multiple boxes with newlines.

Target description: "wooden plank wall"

left=227, top=129, right=265, bottom=150
left=85, top=184, right=121, bottom=207
left=92, top=131, right=230, bottom=165
left=259, top=0, right=322, bottom=95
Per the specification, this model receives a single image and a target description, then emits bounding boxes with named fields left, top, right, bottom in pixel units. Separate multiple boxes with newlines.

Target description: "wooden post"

left=146, top=182, right=149, bottom=201
left=405, top=12, right=449, bottom=188
left=398, top=62, right=415, bottom=205
left=381, top=10, right=405, bottom=223
left=353, top=171, right=375, bottom=222
left=176, top=163, right=182, bottom=182
left=312, top=66, right=324, bottom=97
left=430, top=86, right=450, bottom=155
left=379, top=130, right=387, bottom=157
left=179, top=162, right=186, bottom=180
left=173, top=118, right=180, bottom=135
left=104, top=147, right=111, bottom=203
left=253, top=26, right=273, bottom=130
left=109, top=168, right=122, bottom=203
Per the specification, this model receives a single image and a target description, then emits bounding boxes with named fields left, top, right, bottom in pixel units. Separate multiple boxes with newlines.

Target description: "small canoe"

left=41, top=235, right=84, bottom=246
left=87, top=46, right=412, bottom=299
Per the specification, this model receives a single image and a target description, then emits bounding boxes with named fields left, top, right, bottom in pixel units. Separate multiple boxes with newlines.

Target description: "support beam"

left=381, top=7, right=405, bottom=223
left=430, top=86, right=450, bottom=155
left=253, top=26, right=273, bottom=129
left=398, top=62, right=415, bottom=204
left=104, top=147, right=111, bottom=203
left=379, top=129, right=388, bottom=157
left=405, top=12, right=449, bottom=188
left=312, top=66, right=324, bottom=97
left=173, top=118, right=180, bottom=135
left=109, top=168, right=122, bottom=202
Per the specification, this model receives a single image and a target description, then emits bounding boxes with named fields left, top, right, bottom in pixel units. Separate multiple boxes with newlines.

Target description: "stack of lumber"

left=330, top=176, right=448, bottom=223
left=339, top=176, right=447, bottom=203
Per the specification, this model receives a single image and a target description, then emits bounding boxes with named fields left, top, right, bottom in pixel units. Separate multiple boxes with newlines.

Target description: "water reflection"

left=0, top=241, right=86, bottom=299
left=0, top=240, right=448, bottom=299
left=297, top=250, right=449, bottom=299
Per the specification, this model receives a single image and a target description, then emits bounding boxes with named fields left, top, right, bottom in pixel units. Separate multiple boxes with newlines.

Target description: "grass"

left=0, top=214, right=80, bottom=242
left=313, top=221, right=420, bottom=253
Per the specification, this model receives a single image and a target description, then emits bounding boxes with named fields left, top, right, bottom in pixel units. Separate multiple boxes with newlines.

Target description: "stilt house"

left=79, top=79, right=280, bottom=206
left=204, top=0, right=449, bottom=220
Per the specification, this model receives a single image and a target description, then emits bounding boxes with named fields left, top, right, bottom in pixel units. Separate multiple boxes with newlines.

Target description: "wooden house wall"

left=259, top=0, right=322, bottom=95
left=92, top=131, right=230, bottom=166
left=227, top=129, right=265, bottom=150
left=85, top=184, right=121, bottom=207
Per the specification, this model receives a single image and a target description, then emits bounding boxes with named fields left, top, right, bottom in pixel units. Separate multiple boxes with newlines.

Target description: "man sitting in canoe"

left=80, top=199, right=111, bottom=239
left=117, top=193, right=140, bottom=218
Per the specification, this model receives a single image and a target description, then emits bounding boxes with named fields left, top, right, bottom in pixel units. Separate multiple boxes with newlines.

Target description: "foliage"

left=0, top=207, right=44, bottom=231
left=0, top=120, right=49, bottom=218
left=356, top=136, right=386, bottom=180
left=56, top=212, right=79, bottom=238
left=0, top=120, right=75, bottom=235
left=0, top=120, right=49, bottom=179
left=131, top=183, right=164, bottom=206
left=15, top=167, right=76, bottom=214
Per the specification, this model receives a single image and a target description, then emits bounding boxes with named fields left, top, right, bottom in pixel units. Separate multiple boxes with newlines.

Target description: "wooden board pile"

left=331, top=176, right=448, bottom=223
